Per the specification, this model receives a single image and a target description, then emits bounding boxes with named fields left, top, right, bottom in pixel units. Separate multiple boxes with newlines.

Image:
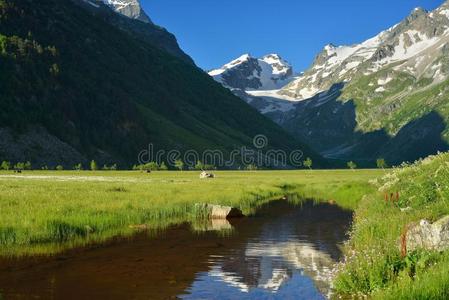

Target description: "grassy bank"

left=334, top=152, right=449, bottom=299
left=0, top=169, right=381, bottom=256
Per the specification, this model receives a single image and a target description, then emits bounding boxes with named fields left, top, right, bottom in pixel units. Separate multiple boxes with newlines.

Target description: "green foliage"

left=102, top=164, right=117, bottom=171
left=245, top=164, right=258, bottom=171
left=376, top=158, right=388, bottom=169
left=377, top=153, right=449, bottom=208
left=303, top=157, right=313, bottom=169
left=334, top=152, right=449, bottom=298
left=0, top=161, right=10, bottom=170
left=73, top=163, right=83, bottom=171
left=194, top=161, right=204, bottom=171
left=174, top=159, right=184, bottom=171
left=90, top=160, right=98, bottom=171
left=13, top=161, right=31, bottom=170
left=134, top=162, right=160, bottom=171
left=347, top=161, right=357, bottom=170
left=193, top=160, right=217, bottom=170
left=55, top=165, right=64, bottom=171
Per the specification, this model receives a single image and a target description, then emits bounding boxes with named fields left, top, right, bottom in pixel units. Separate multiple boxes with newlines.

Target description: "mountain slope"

left=0, top=0, right=321, bottom=168
left=211, top=1, right=449, bottom=165
left=278, top=2, right=449, bottom=164
left=76, top=0, right=194, bottom=64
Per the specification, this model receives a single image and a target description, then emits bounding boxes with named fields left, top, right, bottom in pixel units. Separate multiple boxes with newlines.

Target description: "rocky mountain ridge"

left=209, top=53, right=295, bottom=91
left=101, top=0, right=151, bottom=23
left=211, top=0, right=449, bottom=165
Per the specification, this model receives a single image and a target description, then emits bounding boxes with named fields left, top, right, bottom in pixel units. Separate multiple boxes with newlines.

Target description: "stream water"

left=0, top=200, right=352, bottom=299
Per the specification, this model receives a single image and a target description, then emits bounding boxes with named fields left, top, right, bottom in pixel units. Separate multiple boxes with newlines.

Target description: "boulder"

left=200, top=171, right=215, bottom=179
left=402, top=215, right=449, bottom=253
left=196, top=203, right=244, bottom=219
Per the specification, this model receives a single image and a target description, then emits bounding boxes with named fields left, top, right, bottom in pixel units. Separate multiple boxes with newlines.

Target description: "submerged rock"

left=192, top=218, right=234, bottom=232
left=402, top=215, right=449, bottom=253
left=196, top=204, right=244, bottom=219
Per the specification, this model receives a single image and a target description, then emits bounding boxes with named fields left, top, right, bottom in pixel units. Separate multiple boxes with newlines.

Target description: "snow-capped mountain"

left=100, top=0, right=151, bottom=23
left=211, top=1, right=449, bottom=165
left=209, top=53, right=294, bottom=91
left=279, top=2, right=449, bottom=164
left=280, top=4, right=449, bottom=99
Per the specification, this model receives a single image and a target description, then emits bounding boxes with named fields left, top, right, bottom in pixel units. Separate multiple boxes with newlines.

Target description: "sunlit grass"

left=0, top=169, right=381, bottom=256
left=334, top=152, right=449, bottom=299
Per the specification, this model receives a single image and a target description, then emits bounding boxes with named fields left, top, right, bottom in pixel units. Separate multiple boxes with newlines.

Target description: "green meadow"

left=0, top=169, right=380, bottom=256
left=1, top=156, right=448, bottom=299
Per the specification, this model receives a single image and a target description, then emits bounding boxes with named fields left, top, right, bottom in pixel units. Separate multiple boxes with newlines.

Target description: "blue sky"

left=141, top=0, right=443, bottom=72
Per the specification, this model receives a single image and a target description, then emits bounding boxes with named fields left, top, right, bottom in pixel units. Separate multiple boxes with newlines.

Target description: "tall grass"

left=0, top=169, right=382, bottom=256
left=334, top=152, right=449, bottom=299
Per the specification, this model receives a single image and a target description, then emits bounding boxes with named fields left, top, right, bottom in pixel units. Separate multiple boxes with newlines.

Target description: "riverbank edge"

left=333, top=152, right=449, bottom=299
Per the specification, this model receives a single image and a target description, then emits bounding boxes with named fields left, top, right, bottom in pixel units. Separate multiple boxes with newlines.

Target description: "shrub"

left=0, top=161, right=11, bottom=170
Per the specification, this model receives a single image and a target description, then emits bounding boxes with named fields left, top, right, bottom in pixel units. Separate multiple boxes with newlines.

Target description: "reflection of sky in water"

left=183, top=272, right=325, bottom=300
left=180, top=202, right=350, bottom=299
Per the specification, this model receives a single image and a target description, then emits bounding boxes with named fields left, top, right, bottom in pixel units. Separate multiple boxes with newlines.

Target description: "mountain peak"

left=262, top=53, right=282, bottom=60
left=209, top=53, right=294, bottom=91
left=324, top=43, right=337, bottom=51
left=408, top=6, right=428, bottom=19
left=101, top=0, right=152, bottom=23
left=235, top=53, right=252, bottom=61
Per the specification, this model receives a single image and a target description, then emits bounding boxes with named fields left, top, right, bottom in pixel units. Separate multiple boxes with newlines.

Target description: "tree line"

left=0, top=158, right=390, bottom=171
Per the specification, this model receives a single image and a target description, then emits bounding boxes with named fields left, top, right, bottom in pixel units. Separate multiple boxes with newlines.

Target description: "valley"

left=1, top=0, right=449, bottom=299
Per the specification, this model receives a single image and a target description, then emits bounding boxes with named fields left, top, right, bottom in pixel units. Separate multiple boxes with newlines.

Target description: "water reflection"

left=182, top=201, right=351, bottom=299
left=0, top=200, right=352, bottom=300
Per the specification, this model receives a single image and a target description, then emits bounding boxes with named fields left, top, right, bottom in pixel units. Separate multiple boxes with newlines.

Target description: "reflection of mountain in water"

left=182, top=201, right=352, bottom=299
left=0, top=201, right=351, bottom=300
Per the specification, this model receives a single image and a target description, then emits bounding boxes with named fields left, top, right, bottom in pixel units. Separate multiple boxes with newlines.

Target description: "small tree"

left=14, top=162, right=25, bottom=170
left=303, top=157, right=313, bottom=170
left=56, top=165, right=64, bottom=171
left=159, top=162, right=168, bottom=171
left=246, top=164, right=258, bottom=171
left=74, top=163, right=83, bottom=171
left=347, top=161, right=357, bottom=171
left=0, top=161, right=11, bottom=170
left=194, top=160, right=204, bottom=171
left=139, top=162, right=158, bottom=171
left=376, top=158, right=388, bottom=170
left=174, top=159, right=184, bottom=171
left=90, top=160, right=98, bottom=171
left=24, top=161, right=32, bottom=170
